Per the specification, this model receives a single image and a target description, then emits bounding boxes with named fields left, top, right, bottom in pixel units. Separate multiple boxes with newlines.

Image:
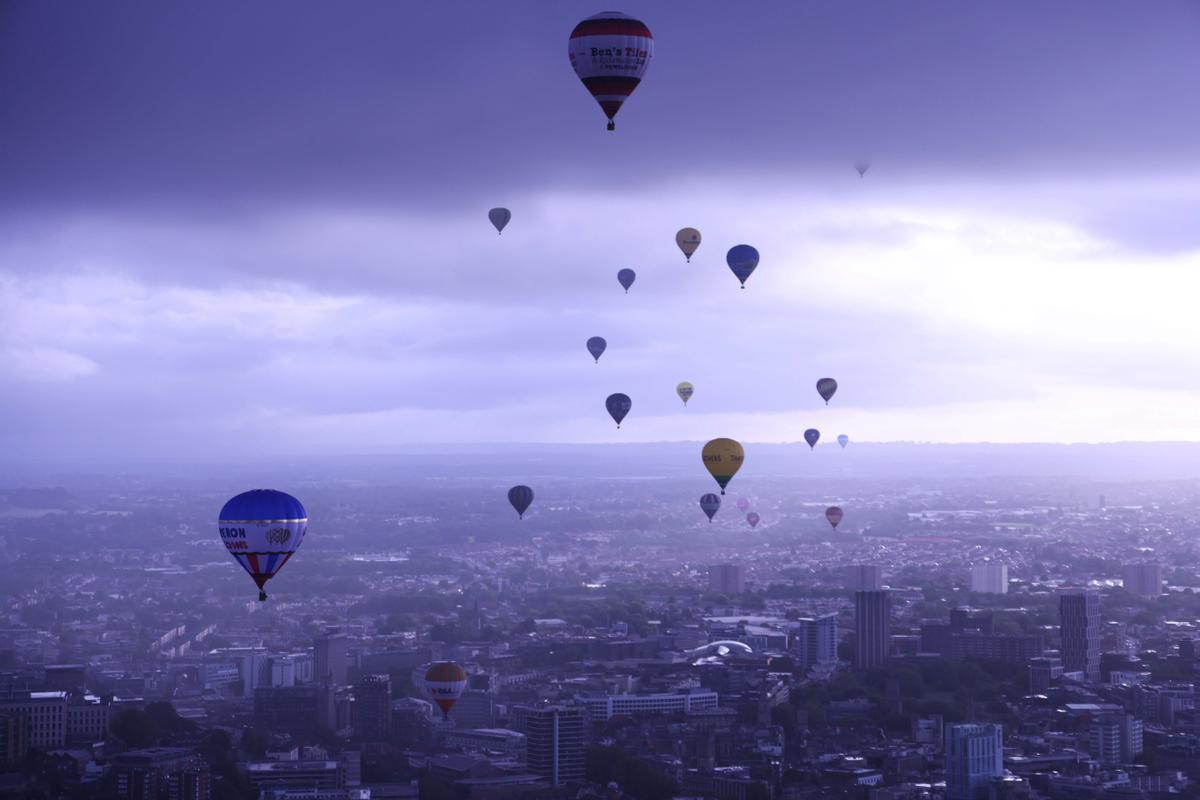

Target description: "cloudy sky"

left=4, top=1, right=1200, bottom=461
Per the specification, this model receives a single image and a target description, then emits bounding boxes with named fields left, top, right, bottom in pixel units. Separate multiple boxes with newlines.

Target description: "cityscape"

left=4, top=445, right=1200, bottom=798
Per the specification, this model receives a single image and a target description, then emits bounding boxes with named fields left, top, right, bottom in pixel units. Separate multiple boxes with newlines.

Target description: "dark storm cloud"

left=3, top=1, right=1199, bottom=218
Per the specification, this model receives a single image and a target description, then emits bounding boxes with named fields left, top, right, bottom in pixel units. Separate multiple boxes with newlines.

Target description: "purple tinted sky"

left=4, top=1, right=1200, bottom=460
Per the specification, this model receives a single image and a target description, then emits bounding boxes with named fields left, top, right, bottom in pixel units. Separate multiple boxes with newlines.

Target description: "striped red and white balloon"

left=568, top=12, right=653, bottom=131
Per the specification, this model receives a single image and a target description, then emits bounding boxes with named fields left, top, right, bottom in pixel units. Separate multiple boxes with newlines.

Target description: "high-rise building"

left=525, top=706, right=585, bottom=786
left=1089, top=714, right=1143, bottom=764
left=708, top=564, right=745, bottom=595
left=314, top=634, right=349, bottom=686
left=1060, top=589, right=1101, bottom=681
left=352, top=675, right=392, bottom=742
left=845, top=565, right=883, bottom=591
left=854, top=591, right=891, bottom=670
left=944, top=723, right=1003, bottom=800
left=792, top=614, right=838, bottom=670
left=1122, top=564, right=1164, bottom=598
left=969, top=564, right=1008, bottom=594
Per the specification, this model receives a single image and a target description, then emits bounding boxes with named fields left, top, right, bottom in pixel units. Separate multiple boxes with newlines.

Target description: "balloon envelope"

left=568, top=12, right=654, bottom=130
left=855, top=160, right=870, bottom=177
left=736, top=497, right=750, bottom=513
left=837, top=434, right=849, bottom=449
left=816, top=378, right=838, bottom=404
left=617, top=268, right=636, bottom=292
left=218, top=489, right=307, bottom=601
left=606, top=393, right=632, bottom=427
left=508, top=485, right=534, bottom=519
left=804, top=429, right=820, bottom=449
left=726, top=245, right=759, bottom=287
left=587, top=336, right=607, bottom=363
left=488, top=207, right=511, bottom=233
left=676, top=381, right=694, bottom=406
left=424, top=661, right=467, bottom=719
left=746, top=512, right=760, bottom=528
left=699, top=493, right=721, bottom=521
left=702, top=438, right=744, bottom=494
left=825, top=506, right=844, bottom=529
left=676, top=228, right=701, bottom=262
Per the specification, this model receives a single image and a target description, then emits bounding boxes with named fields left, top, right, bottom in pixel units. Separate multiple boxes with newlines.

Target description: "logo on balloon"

left=267, top=527, right=292, bottom=545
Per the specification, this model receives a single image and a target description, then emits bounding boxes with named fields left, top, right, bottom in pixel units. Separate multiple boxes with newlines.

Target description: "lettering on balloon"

left=267, top=527, right=292, bottom=546
left=219, top=527, right=246, bottom=539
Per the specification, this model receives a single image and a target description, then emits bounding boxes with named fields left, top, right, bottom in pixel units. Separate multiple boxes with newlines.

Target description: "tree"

left=110, top=708, right=159, bottom=748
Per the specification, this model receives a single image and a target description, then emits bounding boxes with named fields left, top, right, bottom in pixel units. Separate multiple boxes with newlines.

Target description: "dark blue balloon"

left=726, top=245, right=759, bottom=288
left=219, top=489, right=306, bottom=522
left=617, top=268, right=636, bottom=293
left=804, top=428, right=820, bottom=450
left=700, top=493, right=721, bottom=522
left=586, top=336, right=607, bottom=363
left=508, top=485, right=534, bottom=519
left=606, top=393, right=632, bottom=428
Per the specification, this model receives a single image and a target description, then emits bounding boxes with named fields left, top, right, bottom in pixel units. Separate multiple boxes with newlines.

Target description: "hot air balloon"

left=606, top=393, right=632, bottom=428
left=676, top=228, right=701, bottom=262
left=746, top=512, right=760, bottom=528
left=488, top=207, right=511, bottom=234
left=837, top=434, right=849, bottom=449
left=855, top=160, right=870, bottom=178
left=508, top=485, right=534, bottom=519
left=736, top=497, right=750, bottom=513
left=568, top=12, right=654, bottom=131
left=726, top=245, right=758, bottom=288
left=218, top=489, right=307, bottom=601
left=816, top=378, right=838, bottom=404
left=617, top=268, right=636, bottom=293
left=699, top=493, right=721, bottom=522
left=587, top=336, right=607, bottom=363
left=424, top=661, right=467, bottom=720
left=702, top=438, right=744, bottom=494
left=804, top=429, right=820, bottom=450
left=676, top=381, right=694, bottom=406
left=825, top=506, right=844, bottom=529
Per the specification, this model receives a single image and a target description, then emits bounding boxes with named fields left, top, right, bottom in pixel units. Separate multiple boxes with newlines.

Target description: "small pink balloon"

left=736, top=498, right=750, bottom=513
left=746, top=512, right=760, bottom=528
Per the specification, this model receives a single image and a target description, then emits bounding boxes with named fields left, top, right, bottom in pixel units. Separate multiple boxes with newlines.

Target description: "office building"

left=0, top=713, right=28, bottom=767
left=112, top=747, right=209, bottom=800
left=1060, top=589, right=1101, bottom=681
left=254, top=686, right=334, bottom=735
left=1122, top=564, right=1164, bottom=598
left=314, top=635, right=349, bottom=686
left=854, top=590, right=891, bottom=670
left=450, top=689, right=495, bottom=729
left=1089, top=714, right=1143, bottom=764
left=352, top=675, right=392, bottom=741
left=708, top=564, right=745, bottom=595
left=944, top=723, right=1003, bottom=800
left=67, top=694, right=110, bottom=742
left=845, top=565, right=883, bottom=591
left=0, top=691, right=66, bottom=749
left=1028, top=656, right=1063, bottom=694
left=576, top=689, right=719, bottom=721
left=246, top=760, right=345, bottom=792
left=792, top=614, right=838, bottom=670
left=948, top=633, right=1045, bottom=664
left=525, top=706, right=585, bottom=786
left=970, top=564, right=1008, bottom=594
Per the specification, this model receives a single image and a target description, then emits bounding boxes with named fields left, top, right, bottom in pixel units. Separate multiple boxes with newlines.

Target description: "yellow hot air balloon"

left=702, top=438, right=744, bottom=494
left=676, top=381, right=694, bottom=406
left=675, top=228, right=701, bottom=262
